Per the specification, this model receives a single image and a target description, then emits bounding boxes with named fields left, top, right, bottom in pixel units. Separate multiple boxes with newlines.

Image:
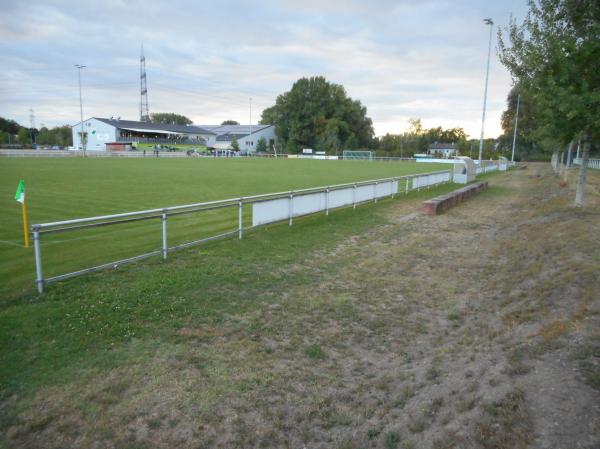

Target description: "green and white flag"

left=15, top=180, right=25, bottom=204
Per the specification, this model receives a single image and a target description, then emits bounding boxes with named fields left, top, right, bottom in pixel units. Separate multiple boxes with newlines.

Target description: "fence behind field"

left=475, top=160, right=507, bottom=174
left=573, top=157, right=600, bottom=170
left=30, top=169, right=453, bottom=293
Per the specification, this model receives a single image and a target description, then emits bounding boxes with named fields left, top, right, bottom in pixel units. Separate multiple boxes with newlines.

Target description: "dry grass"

left=2, top=164, right=599, bottom=448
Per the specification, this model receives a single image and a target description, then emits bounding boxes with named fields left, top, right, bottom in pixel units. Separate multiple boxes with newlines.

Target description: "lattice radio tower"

left=140, top=43, right=150, bottom=122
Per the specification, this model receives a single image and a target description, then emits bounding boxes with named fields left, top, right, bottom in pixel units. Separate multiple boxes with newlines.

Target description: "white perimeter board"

left=251, top=180, right=398, bottom=227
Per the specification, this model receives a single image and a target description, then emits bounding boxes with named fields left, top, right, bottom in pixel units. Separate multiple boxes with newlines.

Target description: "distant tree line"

left=149, top=113, right=192, bottom=125
left=259, top=77, right=510, bottom=158
left=370, top=118, right=506, bottom=160
left=0, top=116, right=72, bottom=147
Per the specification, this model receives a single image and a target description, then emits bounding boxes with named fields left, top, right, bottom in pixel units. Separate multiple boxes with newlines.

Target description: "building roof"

left=93, top=118, right=216, bottom=135
left=216, top=133, right=251, bottom=142
left=197, top=124, right=273, bottom=139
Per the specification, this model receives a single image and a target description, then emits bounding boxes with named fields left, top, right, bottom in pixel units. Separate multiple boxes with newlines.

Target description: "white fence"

left=573, top=157, right=600, bottom=170
left=412, top=171, right=452, bottom=189
left=30, top=169, right=452, bottom=293
left=475, top=160, right=501, bottom=175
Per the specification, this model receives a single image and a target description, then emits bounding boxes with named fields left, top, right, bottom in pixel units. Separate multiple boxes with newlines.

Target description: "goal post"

left=342, top=150, right=374, bottom=160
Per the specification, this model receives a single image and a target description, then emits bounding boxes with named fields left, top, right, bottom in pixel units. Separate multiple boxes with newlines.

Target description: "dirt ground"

left=3, top=163, right=599, bottom=449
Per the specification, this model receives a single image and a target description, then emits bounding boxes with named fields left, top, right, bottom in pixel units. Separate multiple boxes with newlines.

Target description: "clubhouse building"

left=71, top=118, right=276, bottom=152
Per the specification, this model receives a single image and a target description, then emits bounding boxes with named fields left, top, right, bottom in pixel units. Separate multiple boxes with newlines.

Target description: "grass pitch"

left=0, top=157, right=446, bottom=300
left=0, top=164, right=600, bottom=449
left=1, top=166, right=597, bottom=449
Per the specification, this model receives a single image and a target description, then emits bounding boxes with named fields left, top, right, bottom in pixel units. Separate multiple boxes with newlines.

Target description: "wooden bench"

left=422, top=181, right=488, bottom=215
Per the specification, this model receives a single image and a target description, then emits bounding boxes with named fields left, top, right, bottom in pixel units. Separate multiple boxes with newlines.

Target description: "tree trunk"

left=563, top=140, right=575, bottom=183
left=575, top=134, right=590, bottom=207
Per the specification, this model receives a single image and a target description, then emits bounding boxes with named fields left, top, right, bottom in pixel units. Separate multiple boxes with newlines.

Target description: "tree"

left=149, top=113, right=192, bottom=125
left=231, top=138, right=240, bottom=151
left=498, top=0, right=600, bottom=206
left=259, top=76, right=374, bottom=153
left=497, top=87, right=540, bottom=160
left=35, top=125, right=72, bottom=146
left=17, top=128, right=30, bottom=146
left=0, top=117, right=20, bottom=135
left=221, top=120, right=239, bottom=125
left=256, top=136, right=267, bottom=152
left=373, top=118, right=468, bottom=158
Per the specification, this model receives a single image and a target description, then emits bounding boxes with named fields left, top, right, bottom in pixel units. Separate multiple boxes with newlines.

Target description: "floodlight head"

left=484, top=18, right=494, bottom=25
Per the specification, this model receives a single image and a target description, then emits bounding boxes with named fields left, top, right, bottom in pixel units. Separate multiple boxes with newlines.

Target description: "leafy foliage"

left=231, top=137, right=240, bottom=150
left=35, top=125, right=72, bottom=146
left=498, top=0, right=600, bottom=146
left=373, top=118, right=469, bottom=157
left=0, top=117, right=21, bottom=135
left=221, top=120, right=240, bottom=125
left=17, top=128, right=30, bottom=145
left=256, top=136, right=268, bottom=152
left=149, top=113, right=192, bottom=125
left=260, top=76, right=374, bottom=153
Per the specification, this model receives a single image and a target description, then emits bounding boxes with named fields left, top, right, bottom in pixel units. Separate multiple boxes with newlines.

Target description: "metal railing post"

left=391, top=178, right=395, bottom=198
left=161, top=211, right=168, bottom=260
left=353, top=184, right=357, bottom=208
left=325, top=187, right=329, bottom=215
left=289, top=193, right=294, bottom=226
left=238, top=198, right=243, bottom=239
left=374, top=181, right=378, bottom=203
left=33, top=228, right=44, bottom=294
left=406, top=177, right=410, bottom=194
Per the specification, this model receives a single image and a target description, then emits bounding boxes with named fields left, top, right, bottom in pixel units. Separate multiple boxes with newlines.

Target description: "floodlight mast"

left=478, top=18, right=494, bottom=165
left=75, top=64, right=86, bottom=157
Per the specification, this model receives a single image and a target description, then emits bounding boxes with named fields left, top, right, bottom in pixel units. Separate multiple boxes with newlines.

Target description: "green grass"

left=0, top=157, right=445, bottom=300
left=0, top=180, right=459, bottom=400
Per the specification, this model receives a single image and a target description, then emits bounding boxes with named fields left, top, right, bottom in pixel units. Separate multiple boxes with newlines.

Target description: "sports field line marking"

left=0, top=240, right=25, bottom=248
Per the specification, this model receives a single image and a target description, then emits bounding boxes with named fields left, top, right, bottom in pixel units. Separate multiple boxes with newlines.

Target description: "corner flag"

left=15, top=180, right=30, bottom=247
left=15, top=180, right=26, bottom=203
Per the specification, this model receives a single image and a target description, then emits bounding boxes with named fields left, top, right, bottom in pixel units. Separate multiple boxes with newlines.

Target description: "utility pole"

left=478, top=18, right=494, bottom=164
left=511, top=93, right=520, bottom=163
left=75, top=64, right=86, bottom=156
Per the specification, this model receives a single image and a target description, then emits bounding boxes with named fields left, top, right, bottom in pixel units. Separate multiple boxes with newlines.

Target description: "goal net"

left=342, top=150, right=374, bottom=160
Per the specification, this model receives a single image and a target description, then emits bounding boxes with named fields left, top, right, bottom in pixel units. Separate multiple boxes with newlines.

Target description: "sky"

left=0, top=0, right=529, bottom=139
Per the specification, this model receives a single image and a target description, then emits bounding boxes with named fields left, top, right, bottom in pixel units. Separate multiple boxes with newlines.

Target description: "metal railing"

left=573, top=157, right=600, bottom=170
left=30, top=169, right=453, bottom=293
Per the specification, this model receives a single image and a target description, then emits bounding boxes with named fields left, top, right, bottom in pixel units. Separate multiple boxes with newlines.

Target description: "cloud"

left=0, top=0, right=528, bottom=138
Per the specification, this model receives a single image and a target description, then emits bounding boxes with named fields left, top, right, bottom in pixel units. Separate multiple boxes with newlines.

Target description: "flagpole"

left=22, top=199, right=30, bottom=248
